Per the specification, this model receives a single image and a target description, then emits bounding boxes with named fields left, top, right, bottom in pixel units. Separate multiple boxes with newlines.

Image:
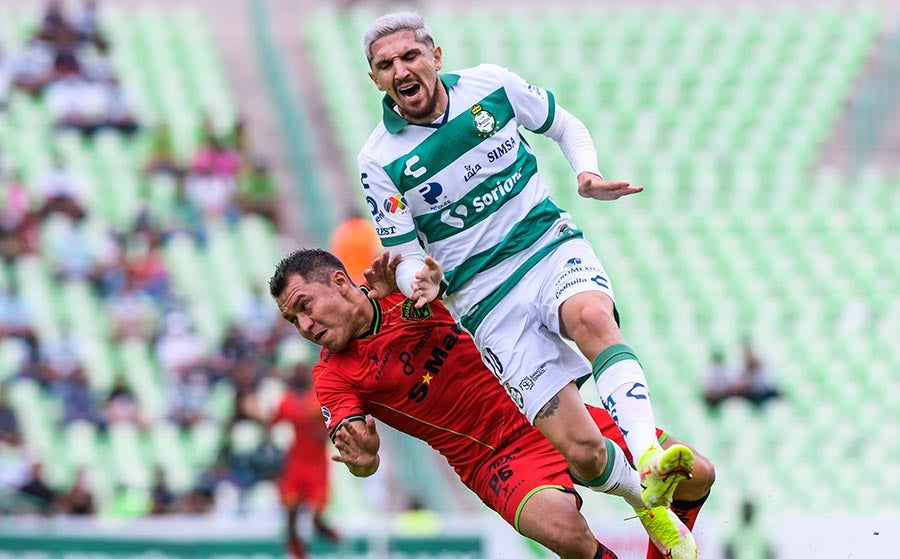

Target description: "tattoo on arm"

left=536, top=395, right=560, bottom=419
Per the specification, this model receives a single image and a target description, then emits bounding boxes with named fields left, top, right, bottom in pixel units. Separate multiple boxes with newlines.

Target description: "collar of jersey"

left=381, top=73, right=460, bottom=134
left=359, top=286, right=383, bottom=336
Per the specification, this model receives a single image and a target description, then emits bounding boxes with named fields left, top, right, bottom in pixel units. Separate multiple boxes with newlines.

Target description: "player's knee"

left=538, top=512, right=598, bottom=558
left=563, top=435, right=608, bottom=478
left=561, top=296, right=619, bottom=343
left=693, top=454, right=716, bottom=494
left=677, top=453, right=716, bottom=500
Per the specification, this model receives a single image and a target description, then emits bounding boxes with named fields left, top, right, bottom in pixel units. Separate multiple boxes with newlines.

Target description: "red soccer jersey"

left=313, top=292, right=532, bottom=488
left=273, top=390, right=330, bottom=486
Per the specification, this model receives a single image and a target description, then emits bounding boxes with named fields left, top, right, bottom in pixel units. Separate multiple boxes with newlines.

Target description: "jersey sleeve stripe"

left=530, top=89, right=556, bottom=134
left=380, top=229, right=419, bottom=247
left=329, top=415, right=367, bottom=442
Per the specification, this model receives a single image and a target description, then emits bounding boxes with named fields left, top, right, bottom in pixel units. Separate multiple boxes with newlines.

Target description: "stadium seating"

left=0, top=5, right=355, bottom=520
left=303, top=5, right=891, bottom=519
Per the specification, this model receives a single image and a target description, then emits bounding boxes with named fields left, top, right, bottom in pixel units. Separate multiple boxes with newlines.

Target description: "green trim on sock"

left=514, top=484, right=566, bottom=533
left=591, top=343, right=640, bottom=382
left=658, top=431, right=669, bottom=445
left=569, top=439, right=616, bottom=487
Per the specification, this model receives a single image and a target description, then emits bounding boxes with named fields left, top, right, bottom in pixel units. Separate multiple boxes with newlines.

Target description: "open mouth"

left=398, top=83, right=421, bottom=99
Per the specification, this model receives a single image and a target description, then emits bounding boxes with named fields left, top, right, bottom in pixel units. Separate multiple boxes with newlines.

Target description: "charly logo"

left=472, top=104, right=499, bottom=138
left=404, top=155, right=426, bottom=178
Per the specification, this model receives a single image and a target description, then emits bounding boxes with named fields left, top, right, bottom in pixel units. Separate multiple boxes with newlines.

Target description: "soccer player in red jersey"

left=244, top=363, right=339, bottom=558
left=269, top=249, right=714, bottom=559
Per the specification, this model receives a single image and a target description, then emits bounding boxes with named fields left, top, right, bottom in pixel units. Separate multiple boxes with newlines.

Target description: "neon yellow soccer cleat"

left=635, top=506, right=698, bottom=559
left=637, top=444, right=695, bottom=508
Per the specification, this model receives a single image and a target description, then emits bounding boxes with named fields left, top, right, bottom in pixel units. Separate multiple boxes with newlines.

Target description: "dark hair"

left=269, top=249, right=351, bottom=299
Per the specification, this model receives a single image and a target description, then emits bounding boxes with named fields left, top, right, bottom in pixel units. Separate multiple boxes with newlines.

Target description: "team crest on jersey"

left=505, top=382, right=525, bottom=409
left=401, top=299, right=432, bottom=321
left=472, top=104, right=499, bottom=138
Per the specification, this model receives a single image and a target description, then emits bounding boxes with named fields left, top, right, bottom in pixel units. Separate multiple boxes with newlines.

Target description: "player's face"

left=277, top=272, right=363, bottom=352
left=368, top=30, right=446, bottom=124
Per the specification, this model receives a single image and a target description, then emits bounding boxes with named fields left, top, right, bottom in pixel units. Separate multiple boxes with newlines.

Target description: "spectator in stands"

left=105, top=271, right=159, bottom=340
left=11, top=37, right=55, bottom=96
left=184, top=162, right=238, bottom=223
left=43, top=65, right=107, bottom=137
left=125, top=224, right=170, bottom=300
left=701, top=349, right=733, bottom=412
left=57, top=469, right=95, bottom=515
left=0, top=384, right=21, bottom=446
left=36, top=157, right=85, bottom=221
left=0, top=43, right=13, bottom=109
left=150, top=465, right=176, bottom=514
left=329, top=211, right=381, bottom=285
left=0, top=279, right=36, bottom=342
left=52, top=368, right=105, bottom=426
left=155, top=310, right=206, bottom=378
left=37, top=0, right=76, bottom=47
left=0, top=169, right=38, bottom=259
left=40, top=320, right=87, bottom=384
left=236, top=284, right=281, bottom=349
left=103, top=376, right=144, bottom=427
left=42, top=215, right=97, bottom=281
left=74, top=0, right=107, bottom=50
left=731, top=340, right=782, bottom=409
left=144, top=123, right=183, bottom=178
left=236, top=156, right=279, bottom=225
left=192, top=134, right=242, bottom=178
left=18, top=462, right=57, bottom=514
left=99, top=75, right=139, bottom=136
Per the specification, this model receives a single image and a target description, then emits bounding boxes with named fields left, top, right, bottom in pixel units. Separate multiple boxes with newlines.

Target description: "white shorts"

left=468, top=238, right=616, bottom=423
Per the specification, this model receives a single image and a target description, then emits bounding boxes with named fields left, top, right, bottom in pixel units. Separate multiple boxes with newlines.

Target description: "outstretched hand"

left=577, top=172, right=644, bottom=201
left=410, top=256, right=443, bottom=309
left=332, top=417, right=381, bottom=476
left=363, top=252, right=401, bottom=300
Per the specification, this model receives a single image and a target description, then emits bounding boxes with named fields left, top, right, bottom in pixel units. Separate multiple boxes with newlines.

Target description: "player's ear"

left=368, top=70, right=384, bottom=91
left=433, top=45, right=443, bottom=71
left=332, top=269, right=353, bottom=292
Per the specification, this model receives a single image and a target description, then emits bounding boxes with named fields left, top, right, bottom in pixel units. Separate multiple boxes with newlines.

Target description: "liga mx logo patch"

left=472, top=104, right=499, bottom=138
left=401, top=299, right=432, bottom=321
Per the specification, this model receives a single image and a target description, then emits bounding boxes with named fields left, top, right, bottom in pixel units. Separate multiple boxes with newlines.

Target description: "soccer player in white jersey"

left=356, top=11, right=695, bottom=520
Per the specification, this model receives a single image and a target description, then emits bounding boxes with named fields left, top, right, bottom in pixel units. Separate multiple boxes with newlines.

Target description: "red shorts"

left=278, top=461, right=329, bottom=511
left=468, top=406, right=664, bottom=531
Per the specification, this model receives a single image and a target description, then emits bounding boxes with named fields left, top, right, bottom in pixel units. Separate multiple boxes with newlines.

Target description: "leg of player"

left=559, top=291, right=695, bottom=508
left=642, top=437, right=715, bottom=559
left=533, top=382, right=638, bottom=498
left=534, top=388, right=698, bottom=559
left=285, top=503, right=305, bottom=558
left=517, top=488, right=619, bottom=559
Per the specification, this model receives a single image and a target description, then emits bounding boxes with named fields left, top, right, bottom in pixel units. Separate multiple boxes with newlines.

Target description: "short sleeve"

left=487, top=64, right=556, bottom=134
left=357, top=154, right=419, bottom=247
left=312, top=363, right=367, bottom=440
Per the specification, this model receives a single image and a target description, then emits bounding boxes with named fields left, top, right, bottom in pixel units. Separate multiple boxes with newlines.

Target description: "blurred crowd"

left=0, top=0, right=293, bottom=518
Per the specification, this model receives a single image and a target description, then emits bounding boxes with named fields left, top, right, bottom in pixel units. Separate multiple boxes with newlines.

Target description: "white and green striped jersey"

left=357, top=63, right=581, bottom=322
